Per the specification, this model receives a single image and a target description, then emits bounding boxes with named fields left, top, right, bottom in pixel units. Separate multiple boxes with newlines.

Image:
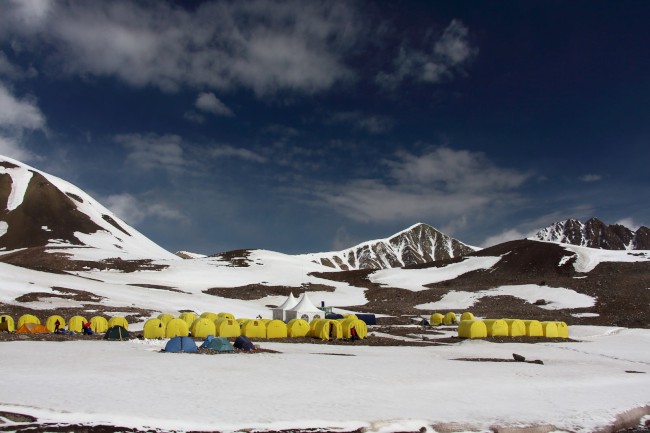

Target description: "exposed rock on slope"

left=533, top=217, right=650, bottom=250
left=299, top=223, right=477, bottom=270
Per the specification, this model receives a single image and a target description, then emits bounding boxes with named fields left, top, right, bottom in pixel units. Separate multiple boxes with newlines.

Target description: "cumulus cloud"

left=195, top=92, right=234, bottom=117
left=480, top=229, right=528, bottom=248
left=0, top=1, right=360, bottom=96
left=210, top=144, right=267, bottom=163
left=376, top=19, right=478, bottom=89
left=0, top=135, right=36, bottom=161
left=115, top=133, right=186, bottom=172
left=102, top=192, right=185, bottom=225
left=0, top=83, right=45, bottom=131
left=316, top=147, right=530, bottom=223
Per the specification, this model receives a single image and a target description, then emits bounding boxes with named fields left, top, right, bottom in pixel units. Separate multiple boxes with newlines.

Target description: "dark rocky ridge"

left=534, top=217, right=650, bottom=250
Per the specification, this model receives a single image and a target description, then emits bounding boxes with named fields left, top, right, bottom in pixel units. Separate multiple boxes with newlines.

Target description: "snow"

left=0, top=164, right=33, bottom=211
left=370, top=256, right=501, bottom=291
left=560, top=243, right=650, bottom=273
left=0, top=221, right=7, bottom=238
left=0, top=326, right=648, bottom=432
left=416, top=284, right=596, bottom=311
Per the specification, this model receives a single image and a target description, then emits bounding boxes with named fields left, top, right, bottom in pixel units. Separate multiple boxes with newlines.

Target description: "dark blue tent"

left=356, top=314, right=377, bottom=325
left=200, top=335, right=215, bottom=348
left=233, top=335, right=255, bottom=351
left=163, top=336, right=198, bottom=353
left=325, top=313, right=344, bottom=320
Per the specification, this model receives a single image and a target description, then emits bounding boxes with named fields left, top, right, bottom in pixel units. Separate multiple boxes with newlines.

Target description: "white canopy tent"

left=272, top=292, right=297, bottom=321
left=284, top=292, right=324, bottom=322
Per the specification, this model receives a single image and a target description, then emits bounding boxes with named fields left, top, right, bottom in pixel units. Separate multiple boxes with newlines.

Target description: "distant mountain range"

left=297, top=223, right=477, bottom=270
left=532, top=217, right=650, bottom=250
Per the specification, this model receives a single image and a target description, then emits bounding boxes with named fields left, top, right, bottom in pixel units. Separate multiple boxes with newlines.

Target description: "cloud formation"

left=376, top=19, right=478, bottom=89
left=102, top=192, right=185, bottom=225
left=210, top=144, right=267, bottom=163
left=317, top=147, right=530, bottom=223
left=0, top=0, right=360, bottom=96
left=116, top=133, right=187, bottom=172
left=0, top=83, right=45, bottom=131
left=195, top=92, right=234, bottom=117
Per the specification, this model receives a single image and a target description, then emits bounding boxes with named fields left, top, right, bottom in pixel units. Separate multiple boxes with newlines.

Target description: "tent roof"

left=287, top=292, right=322, bottom=313
left=275, top=292, right=297, bottom=311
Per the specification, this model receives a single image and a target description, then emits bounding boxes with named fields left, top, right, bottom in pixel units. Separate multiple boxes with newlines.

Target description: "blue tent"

left=200, top=335, right=215, bottom=348
left=163, top=336, right=198, bottom=353
left=233, top=335, right=255, bottom=351
left=356, top=314, right=377, bottom=325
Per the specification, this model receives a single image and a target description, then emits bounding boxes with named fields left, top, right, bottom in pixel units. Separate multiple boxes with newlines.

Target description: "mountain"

left=0, top=155, right=178, bottom=263
left=298, top=223, right=477, bottom=270
left=532, top=217, right=650, bottom=250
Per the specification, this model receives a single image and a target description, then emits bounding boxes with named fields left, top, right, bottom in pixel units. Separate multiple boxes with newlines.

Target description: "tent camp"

left=191, top=318, right=216, bottom=339
left=179, top=312, right=197, bottom=327
left=340, top=318, right=367, bottom=339
left=165, top=318, right=189, bottom=338
left=90, top=316, right=109, bottom=333
left=164, top=336, right=198, bottom=353
left=200, top=312, right=219, bottom=322
left=556, top=321, right=569, bottom=338
left=541, top=321, right=559, bottom=338
left=0, top=315, right=14, bottom=332
left=356, top=313, right=377, bottom=325
left=483, top=319, right=509, bottom=337
left=430, top=313, right=444, bottom=326
left=284, top=293, right=323, bottom=323
left=443, top=312, right=458, bottom=325
left=203, top=337, right=234, bottom=352
left=313, top=319, right=343, bottom=340
left=233, top=335, right=255, bottom=351
left=272, top=292, right=297, bottom=321
left=217, top=312, right=235, bottom=320
left=104, top=325, right=130, bottom=340
left=523, top=320, right=544, bottom=337
left=214, top=318, right=240, bottom=338
left=241, top=319, right=266, bottom=338
left=108, top=317, right=128, bottom=330
left=460, top=312, right=475, bottom=321
left=68, top=315, right=87, bottom=333
left=143, top=318, right=166, bottom=339
left=458, top=320, right=487, bottom=339
left=16, top=323, right=50, bottom=334
left=287, top=319, right=310, bottom=337
left=45, top=315, right=66, bottom=332
left=504, top=319, right=526, bottom=337
left=17, top=314, right=40, bottom=329
left=266, top=320, right=288, bottom=339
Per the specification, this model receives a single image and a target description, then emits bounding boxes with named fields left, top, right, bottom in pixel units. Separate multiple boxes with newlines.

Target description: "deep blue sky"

left=1, top=0, right=648, bottom=254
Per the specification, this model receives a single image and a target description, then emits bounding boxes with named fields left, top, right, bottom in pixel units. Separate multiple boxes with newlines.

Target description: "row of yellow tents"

left=458, top=318, right=569, bottom=339
left=0, top=313, right=128, bottom=333
left=430, top=311, right=472, bottom=325
left=146, top=312, right=368, bottom=341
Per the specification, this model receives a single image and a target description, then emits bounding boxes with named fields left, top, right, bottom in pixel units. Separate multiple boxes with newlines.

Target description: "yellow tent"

left=430, top=313, right=444, bottom=326
left=17, top=314, right=40, bottom=329
left=458, top=320, right=487, bottom=339
left=502, top=319, right=526, bottom=337
left=241, top=319, right=266, bottom=338
left=483, top=319, right=509, bottom=337
left=45, top=315, right=66, bottom=332
left=157, top=313, right=175, bottom=325
left=443, top=312, right=457, bottom=325
left=313, top=319, right=343, bottom=340
left=555, top=321, right=569, bottom=338
left=541, top=321, right=559, bottom=338
left=108, top=317, right=129, bottom=330
left=90, top=316, right=109, bottom=333
left=200, top=312, right=219, bottom=322
left=523, top=320, right=543, bottom=337
left=68, top=315, right=87, bottom=333
left=308, top=318, right=325, bottom=337
left=343, top=314, right=359, bottom=320
left=214, top=318, right=241, bottom=338
left=217, top=312, right=235, bottom=320
left=460, top=312, right=475, bottom=321
left=165, top=318, right=189, bottom=338
left=0, top=315, right=15, bottom=332
left=340, top=318, right=367, bottom=339
left=143, top=318, right=166, bottom=339
left=179, top=312, right=197, bottom=327
left=191, top=318, right=216, bottom=339
left=236, top=318, right=250, bottom=326
left=287, top=319, right=310, bottom=337
left=266, top=320, right=288, bottom=338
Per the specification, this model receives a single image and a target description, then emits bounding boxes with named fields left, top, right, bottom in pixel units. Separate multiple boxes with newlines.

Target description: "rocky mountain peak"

left=533, top=217, right=650, bottom=250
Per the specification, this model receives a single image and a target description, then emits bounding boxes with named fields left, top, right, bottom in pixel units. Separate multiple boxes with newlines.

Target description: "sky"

left=0, top=0, right=649, bottom=255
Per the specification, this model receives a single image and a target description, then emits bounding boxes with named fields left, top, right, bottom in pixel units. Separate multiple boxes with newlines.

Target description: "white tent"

left=284, top=292, right=324, bottom=322
left=272, top=292, right=297, bottom=321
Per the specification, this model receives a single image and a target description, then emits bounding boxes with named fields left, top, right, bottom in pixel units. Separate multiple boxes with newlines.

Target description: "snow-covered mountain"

left=532, top=217, right=650, bottom=250
left=298, top=223, right=477, bottom=270
left=0, top=155, right=178, bottom=261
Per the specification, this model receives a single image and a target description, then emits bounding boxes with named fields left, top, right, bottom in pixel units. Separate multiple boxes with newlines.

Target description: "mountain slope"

left=532, top=217, right=650, bottom=250
left=298, top=223, right=477, bottom=270
left=0, top=155, right=177, bottom=261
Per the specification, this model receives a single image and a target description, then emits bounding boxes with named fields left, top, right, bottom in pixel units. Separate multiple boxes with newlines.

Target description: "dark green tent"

left=205, top=337, right=234, bottom=352
left=104, top=325, right=130, bottom=340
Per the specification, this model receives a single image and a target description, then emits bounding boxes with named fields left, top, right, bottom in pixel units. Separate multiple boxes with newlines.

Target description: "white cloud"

left=480, top=229, right=527, bottom=248
left=116, top=133, right=186, bottom=172
left=102, top=192, right=185, bottom=225
left=210, top=144, right=267, bottom=163
left=0, top=83, right=45, bottom=130
left=580, top=174, right=602, bottom=182
left=376, top=19, right=477, bottom=89
left=195, top=92, right=234, bottom=117
left=0, top=135, right=36, bottom=161
left=615, top=218, right=644, bottom=231
left=0, top=1, right=360, bottom=96
left=316, top=147, right=530, bottom=223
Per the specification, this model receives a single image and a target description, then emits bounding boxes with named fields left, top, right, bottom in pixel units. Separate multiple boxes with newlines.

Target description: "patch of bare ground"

left=126, top=283, right=188, bottom=294
left=14, top=287, right=104, bottom=303
left=204, top=283, right=335, bottom=301
left=0, top=247, right=168, bottom=273
left=210, top=249, right=253, bottom=267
